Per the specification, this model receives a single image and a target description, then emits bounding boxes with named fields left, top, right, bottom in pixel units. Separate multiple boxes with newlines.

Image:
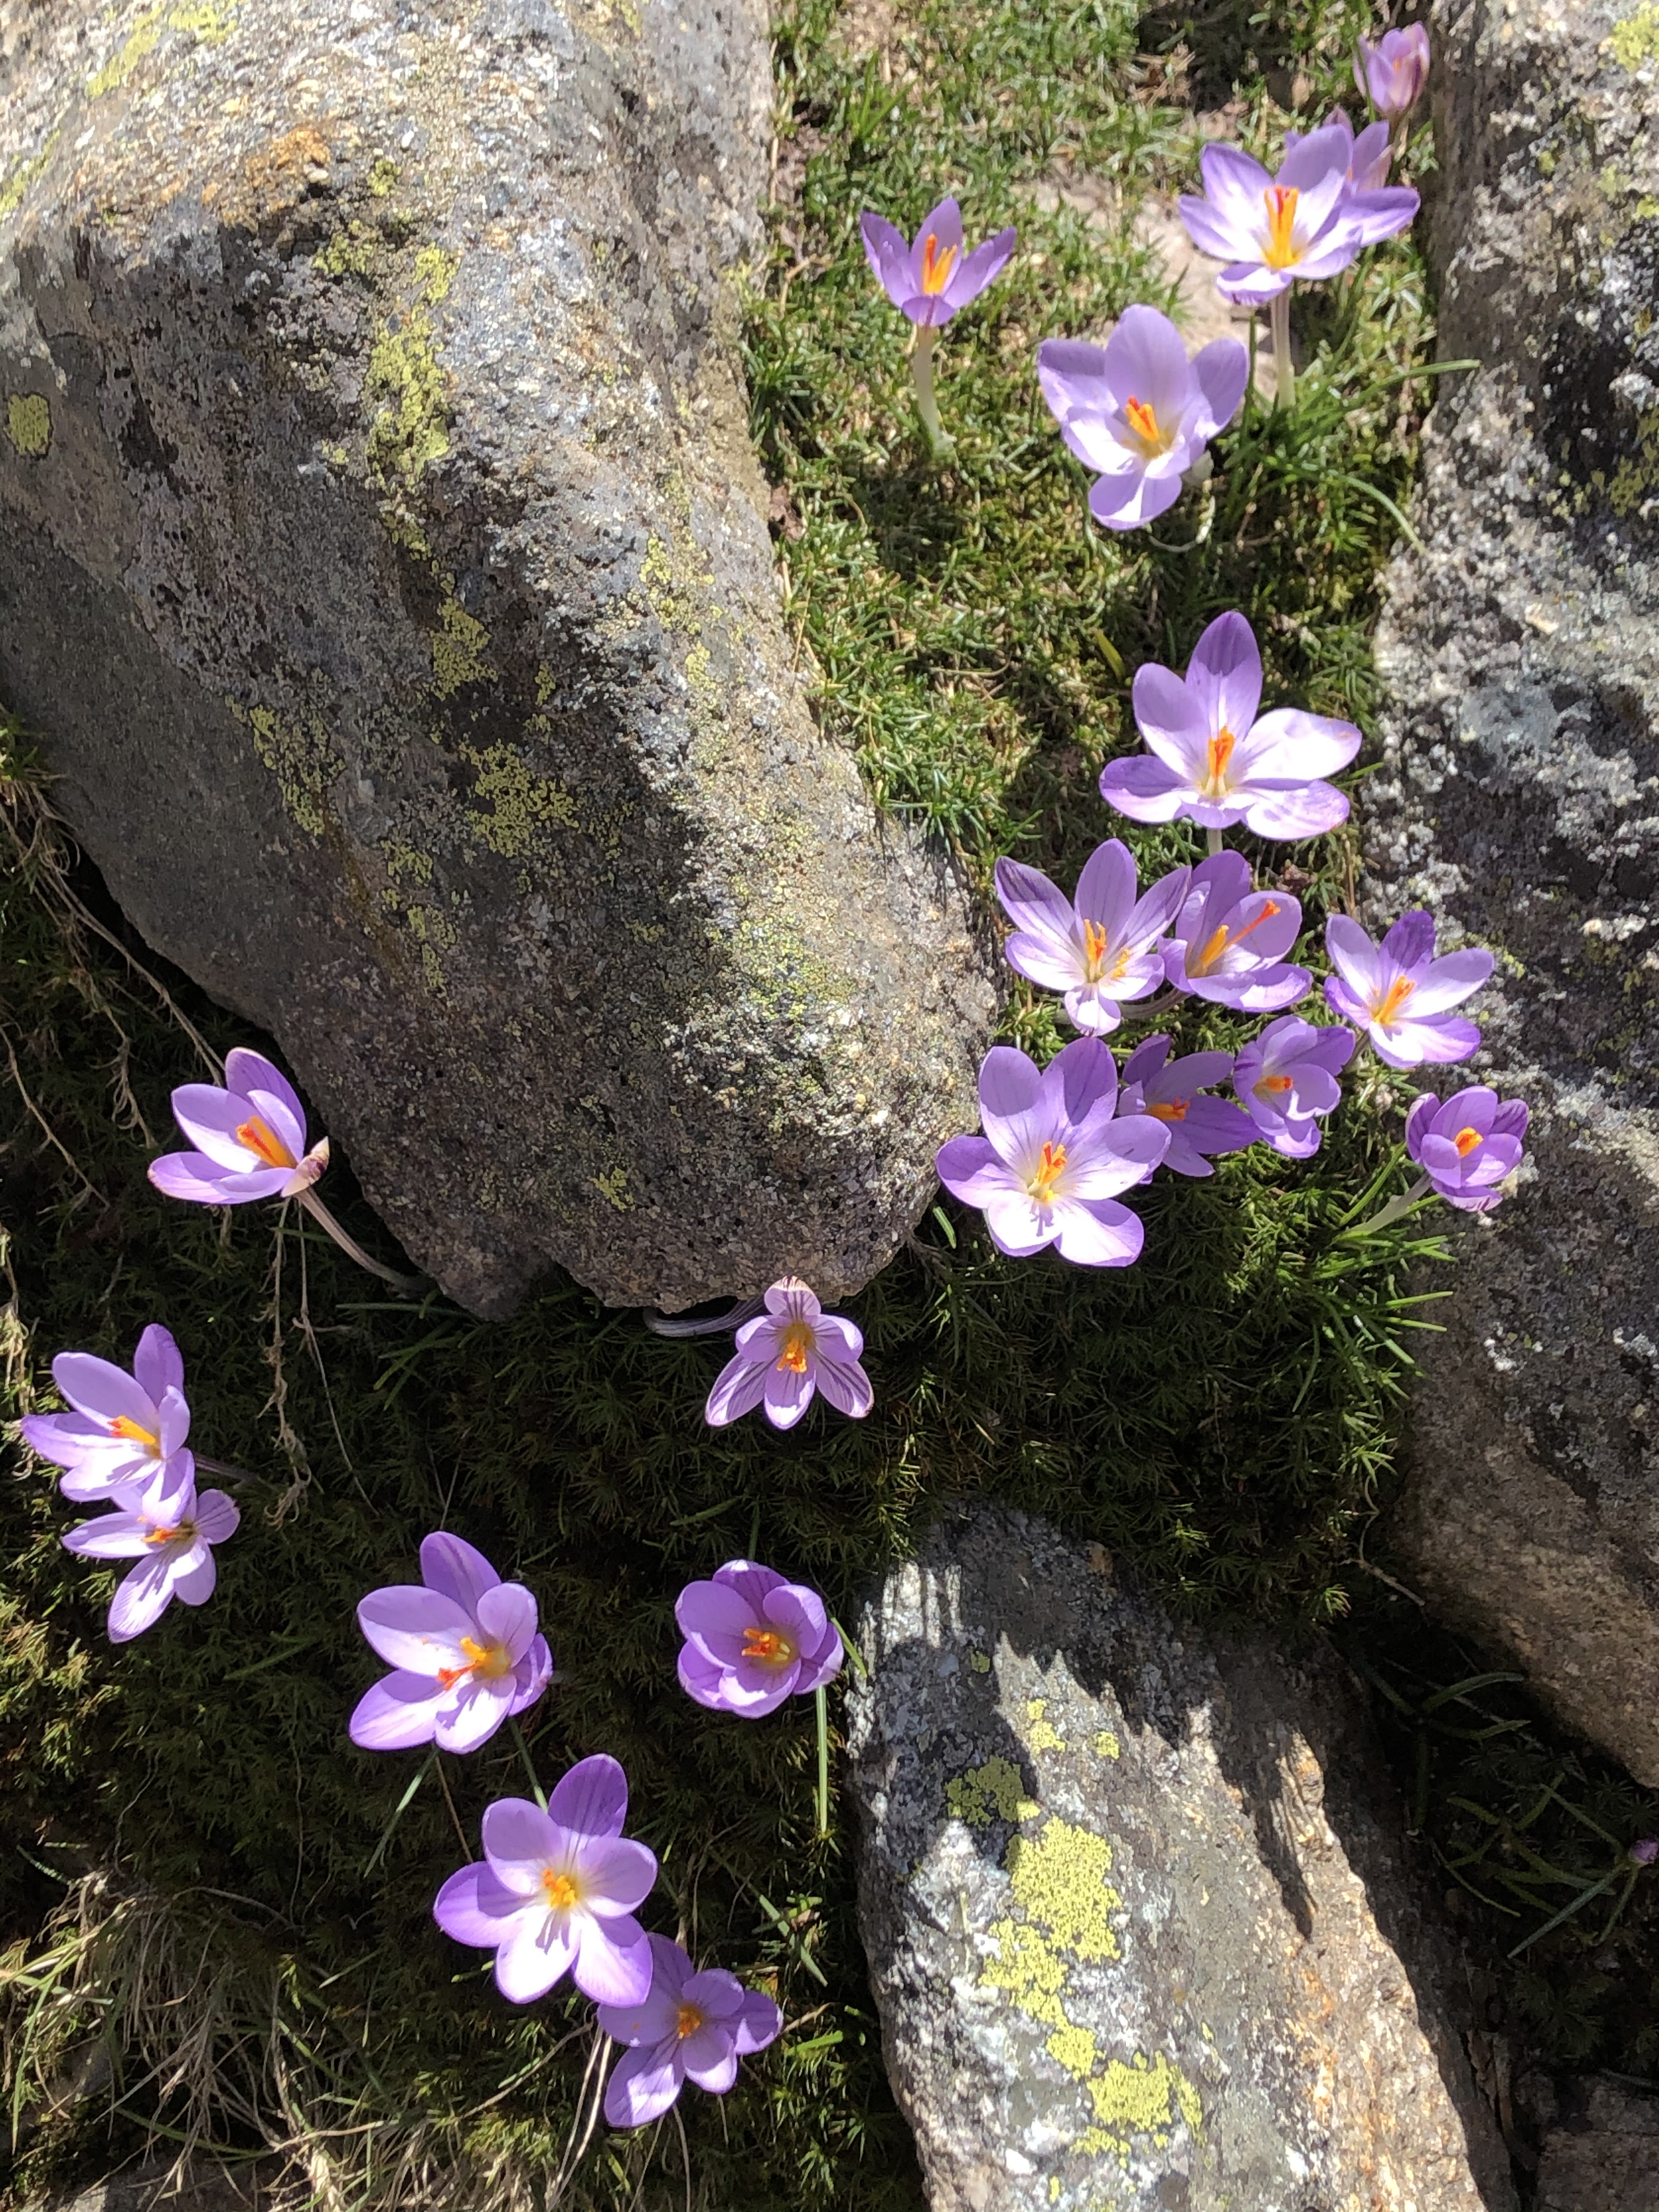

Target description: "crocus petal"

left=571, top=1835, right=658, bottom=1915
left=192, top=1489, right=239, bottom=1544
left=496, top=1914, right=578, bottom=2004
left=762, top=1359, right=815, bottom=1430
left=131, top=1325, right=185, bottom=1403
left=944, top=226, right=1016, bottom=308
left=1371, top=1015, right=1483, bottom=1069
left=357, top=1585, right=474, bottom=1672
left=433, top=1682, right=517, bottom=1755
left=62, top=1510, right=155, bottom=1560
left=1090, top=467, right=1182, bottom=529
left=1071, top=839, right=1138, bottom=947
left=1186, top=611, right=1264, bottom=742
left=734, top=1989, right=784, bottom=2055
left=681, top=2039, right=740, bottom=2094
left=107, top=1556, right=179, bottom=1641
left=549, top=1752, right=630, bottom=1840
left=860, top=211, right=915, bottom=309
left=1247, top=707, right=1362, bottom=781
left=419, top=1531, right=502, bottom=1615
left=149, top=1152, right=293, bottom=1204
left=476, top=1581, right=539, bottom=1665
left=812, top=1349, right=874, bottom=1418
left=573, top=1914, right=654, bottom=2006
left=1190, top=337, right=1249, bottom=435
left=605, top=2041, right=684, bottom=2129
left=1241, top=782, right=1351, bottom=839
left=50, top=1353, right=160, bottom=1434
left=349, top=1671, right=446, bottom=1750
left=1098, top=754, right=1190, bottom=822
left=705, top=1349, right=771, bottom=1427
left=432, top=1863, right=522, bottom=1948
left=169, top=1547, right=217, bottom=1606
left=480, top=1797, right=561, bottom=1883
left=1052, top=1198, right=1144, bottom=1268
left=1404, top=948, right=1495, bottom=1014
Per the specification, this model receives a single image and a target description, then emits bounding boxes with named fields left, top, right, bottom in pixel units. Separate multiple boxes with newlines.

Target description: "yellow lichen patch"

left=0, top=131, right=61, bottom=225
left=315, top=221, right=383, bottom=282
left=86, top=2, right=238, bottom=101
left=981, top=1914, right=1070, bottom=2030
left=242, top=703, right=339, bottom=837
left=1026, top=1698, right=1066, bottom=1754
left=4, top=394, right=51, bottom=458
left=1072, top=2053, right=1202, bottom=2155
left=943, top=1757, right=1038, bottom=1829
left=368, top=156, right=399, bottom=197
left=594, top=1165, right=634, bottom=1212
left=463, top=747, right=578, bottom=859
left=1093, top=1730, right=1121, bottom=1761
left=1045, top=2022, right=1100, bottom=2080
left=366, top=248, right=460, bottom=489
left=969, top=1648, right=992, bottom=1674
left=1608, top=0, right=1659, bottom=67
left=1005, top=1818, right=1121, bottom=1964
left=431, top=594, right=493, bottom=696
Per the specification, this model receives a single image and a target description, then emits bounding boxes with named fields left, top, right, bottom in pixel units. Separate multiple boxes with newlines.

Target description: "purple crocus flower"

left=1324, top=911, right=1493, bottom=1068
left=1119, top=1035, right=1256, bottom=1177
left=993, top=841, right=1191, bottom=1035
left=60, top=1455, right=239, bottom=1643
left=1405, top=1088, right=1528, bottom=1212
left=1286, top=106, right=1394, bottom=191
left=1356, top=25, right=1430, bottom=122
left=1163, top=853, right=1310, bottom=1012
left=1232, top=1017, right=1355, bottom=1157
left=19, top=1323, right=190, bottom=1504
left=150, top=1048, right=328, bottom=1206
left=1035, top=307, right=1248, bottom=529
left=432, top=1756, right=657, bottom=2005
left=935, top=1036, right=1168, bottom=1267
left=676, top=1559, right=842, bottom=1718
left=860, top=197, right=1017, bottom=328
left=598, top=1933, right=782, bottom=2128
left=705, top=1279, right=872, bottom=1432
left=1100, top=612, right=1361, bottom=839
left=1177, top=118, right=1418, bottom=304
left=349, top=1532, right=553, bottom=1755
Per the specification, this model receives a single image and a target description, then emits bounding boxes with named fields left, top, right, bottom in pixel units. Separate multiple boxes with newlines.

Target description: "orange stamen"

left=676, top=2002, right=704, bottom=2040
left=776, top=1321, right=813, bottom=1374
left=236, top=1114, right=298, bottom=1170
left=1148, top=1099, right=1190, bottom=1123
left=920, top=232, right=958, bottom=295
left=1453, top=1126, right=1483, bottom=1157
left=1373, top=974, right=1416, bottom=1026
left=109, top=1413, right=161, bottom=1452
left=1262, top=185, right=1300, bottom=269
left=1081, top=917, right=1110, bottom=978
left=1260, top=1074, right=1293, bottom=1094
left=1029, top=1140, right=1068, bottom=1206
left=1123, top=395, right=1161, bottom=447
left=1201, top=727, right=1237, bottom=799
left=143, top=1517, right=191, bottom=1547
left=1192, top=899, right=1281, bottom=975
left=742, top=1626, right=794, bottom=1666
left=436, top=1634, right=511, bottom=1691
left=541, top=1870, right=579, bottom=1911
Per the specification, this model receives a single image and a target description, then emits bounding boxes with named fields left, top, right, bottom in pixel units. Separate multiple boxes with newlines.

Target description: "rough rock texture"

left=1527, top=2077, right=1659, bottom=2211
left=0, top=0, right=994, bottom=1318
left=848, top=1503, right=1517, bottom=2212
left=29, top=2162, right=267, bottom=2212
left=1367, top=0, right=1659, bottom=1778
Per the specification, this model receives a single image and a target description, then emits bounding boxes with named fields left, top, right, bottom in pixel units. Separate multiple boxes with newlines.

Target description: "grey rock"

left=1530, top=2078, right=1659, bottom=2212
left=1366, top=0, right=1659, bottom=1777
left=0, top=0, right=994, bottom=1318
left=29, top=2159, right=268, bottom=2212
left=848, top=1502, right=1517, bottom=2212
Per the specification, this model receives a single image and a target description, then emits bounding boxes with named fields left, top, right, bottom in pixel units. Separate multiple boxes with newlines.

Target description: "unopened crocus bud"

left=1630, top=1837, right=1659, bottom=1866
left=1355, top=25, right=1430, bottom=123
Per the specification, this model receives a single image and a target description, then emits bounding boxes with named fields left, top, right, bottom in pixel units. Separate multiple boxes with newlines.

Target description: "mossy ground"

left=3, top=1, right=1653, bottom=2206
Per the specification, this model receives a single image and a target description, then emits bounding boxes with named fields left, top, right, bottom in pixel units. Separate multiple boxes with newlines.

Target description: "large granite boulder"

left=1366, top=0, right=1659, bottom=1778
left=0, top=0, right=994, bottom=1317
left=1528, top=2077, right=1659, bottom=2211
left=848, top=1503, right=1517, bottom=2212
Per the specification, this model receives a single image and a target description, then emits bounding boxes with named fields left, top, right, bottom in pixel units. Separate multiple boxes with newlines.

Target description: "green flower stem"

left=910, top=325, right=954, bottom=458
left=297, top=1187, right=424, bottom=1293
left=816, top=1686, right=831, bottom=1839
left=1347, top=1172, right=1435, bottom=1238
left=509, top=1717, right=547, bottom=1812
left=1270, top=287, right=1295, bottom=409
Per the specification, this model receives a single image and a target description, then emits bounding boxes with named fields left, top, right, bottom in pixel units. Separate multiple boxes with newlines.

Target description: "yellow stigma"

left=541, top=1870, right=580, bottom=1911
left=1261, top=185, right=1300, bottom=269
left=1122, top=394, right=1165, bottom=453
left=437, top=1634, right=513, bottom=1690
left=1027, top=1139, right=1068, bottom=1206
left=776, top=1321, right=813, bottom=1374
left=1258, top=1073, right=1294, bottom=1097
left=675, top=2002, right=705, bottom=2040
left=1148, top=1098, right=1190, bottom=1122
left=919, top=231, right=958, bottom=295
left=236, top=1113, right=297, bottom=1169
left=143, top=1516, right=193, bottom=1547
left=109, top=1413, right=161, bottom=1453
left=742, top=1626, right=796, bottom=1667
left=1190, top=899, right=1281, bottom=977
left=1373, top=974, right=1416, bottom=1026
left=1453, top=1125, right=1483, bottom=1157
left=1200, top=727, right=1237, bottom=799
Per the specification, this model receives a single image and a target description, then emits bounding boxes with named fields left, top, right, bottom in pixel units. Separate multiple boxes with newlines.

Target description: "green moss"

left=4, top=393, right=51, bottom=458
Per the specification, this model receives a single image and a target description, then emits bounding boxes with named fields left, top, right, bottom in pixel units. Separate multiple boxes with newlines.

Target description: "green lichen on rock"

left=241, top=701, right=339, bottom=837
left=3, top=394, right=50, bottom=458
left=0, top=132, right=61, bottom=225
left=431, top=592, right=494, bottom=698
left=1073, top=2054, right=1203, bottom=2156
left=946, top=1756, right=1039, bottom=1828
left=1608, top=0, right=1659, bottom=67
left=463, top=745, right=579, bottom=858
left=86, top=1, right=239, bottom=101
left=1003, top=1817, right=1121, bottom=1966
left=366, top=246, right=459, bottom=489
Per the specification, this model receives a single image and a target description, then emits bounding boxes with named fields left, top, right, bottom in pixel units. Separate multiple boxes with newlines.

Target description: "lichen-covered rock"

left=0, top=0, right=995, bottom=1317
left=1365, top=0, right=1659, bottom=1778
left=848, top=1503, right=1516, bottom=2212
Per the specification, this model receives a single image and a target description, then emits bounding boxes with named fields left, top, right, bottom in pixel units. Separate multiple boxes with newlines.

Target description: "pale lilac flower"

left=1324, top=911, right=1493, bottom=1068
left=432, top=1757, right=656, bottom=2006
left=1629, top=1837, right=1659, bottom=1867
left=599, top=1933, right=782, bottom=2128
left=1164, top=853, right=1311, bottom=1011
left=993, top=840, right=1191, bottom=1035
left=1036, top=307, right=1248, bottom=529
left=150, top=1048, right=328, bottom=1206
left=1119, top=1035, right=1256, bottom=1177
left=19, top=1323, right=190, bottom=1504
left=60, top=1455, right=239, bottom=1643
left=935, top=1037, right=1167, bottom=1267
left=1177, top=119, right=1418, bottom=304
left=1286, top=106, right=1394, bottom=191
left=860, top=197, right=1017, bottom=328
left=676, top=1559, right=842, bottom=1718
left=1405, top=1088, right=1528, bottom=1212
left=705, top=1279, right=872, bottom=1432
left=1356, top=25, right=1430, bottom=122
left=1233, top=1018, right=1355, bottom=1157
left=1100, top=612, right=1361, bottom=839
left=349, top=1532, right=553, bottom=1755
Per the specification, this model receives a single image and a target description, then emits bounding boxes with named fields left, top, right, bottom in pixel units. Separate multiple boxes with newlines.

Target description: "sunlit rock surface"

left=849, top=1503, right=1516, bottom=2212
left=0, top=0, right=994, bottom=1317
left=1368, top=0, right=1659, bottom=1778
